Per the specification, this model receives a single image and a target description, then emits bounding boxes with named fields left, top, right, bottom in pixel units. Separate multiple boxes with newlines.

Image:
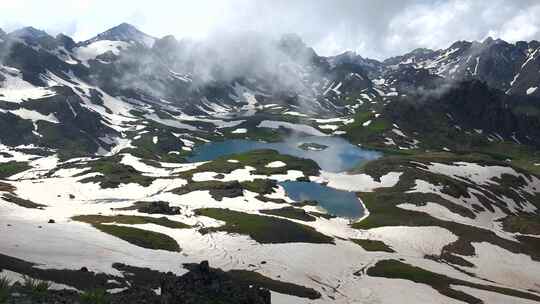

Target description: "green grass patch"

left=501, top=215, right=540, bottom=235
left=22, top=275, right=51, bottom=301
left=80, top=288, right=108, bottom=304
left=351, top=239, right=395, bottom=253
left=195, top=208, right=333, bottom=244
left=92, top=224, right=180, bottom=252
left=172, top=180, right=244, bottom=200
left=72, top=214, right=190, bottom=229
left=473, top=142, right=540, bottom=175
left=239, top=179, right=277, bottom=194
left=367, top=259, right=540, bottom=303
left=183, top=149, right=319, bottom=180
left=0, top=161, right=31, bottom=178
left=260, top=207, right=316, bottom=222
left=76, top=156, right=154, bottom=188
left=126, top=131, right=187, bottom=162
left=228, top=270, right=321, bottom=300
left=340, top=111, right=391, bottom=146
left=351, top=153, right=540, bottom=262
left=172, top=178, right=277, bottom=199
left=0, top=275, right=11, bottom=303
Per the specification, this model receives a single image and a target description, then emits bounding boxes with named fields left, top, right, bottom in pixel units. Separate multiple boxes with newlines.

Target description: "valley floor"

left=1, top=138, right=540, bottom=304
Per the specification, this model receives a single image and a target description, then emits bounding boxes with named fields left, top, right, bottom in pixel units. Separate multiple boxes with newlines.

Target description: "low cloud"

left=0, top=1, right=538, bottom=60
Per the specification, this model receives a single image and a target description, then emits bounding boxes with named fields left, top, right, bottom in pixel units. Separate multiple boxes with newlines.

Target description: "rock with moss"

left=172, top=181, right=244, bottom=201
left=195, top=208, right=333, bottom=244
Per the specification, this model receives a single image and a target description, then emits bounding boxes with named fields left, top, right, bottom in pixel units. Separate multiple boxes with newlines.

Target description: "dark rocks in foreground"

left=161, top=261, right=271, bottom=304
left=1, top=261, right=272, bottom=304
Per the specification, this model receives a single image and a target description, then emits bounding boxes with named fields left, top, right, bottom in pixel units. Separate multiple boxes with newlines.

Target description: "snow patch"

left=74, top=40, right=131, bottom=66
left=231, top=128, right=247, bottom=134
left=311, top=171, right=402, bottom=192
left=265, top=161, right=286, bottom=168
left=257, top=120, right=326, bottom=136
left=9, top=108, right=59, bottom=124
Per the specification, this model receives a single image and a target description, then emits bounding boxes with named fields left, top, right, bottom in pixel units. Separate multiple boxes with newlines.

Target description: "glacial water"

left=279, top=181, right=364, bottom=219
left=187, top=136, right=380, bottom=172
left=188, top=136, right=376, bottom=218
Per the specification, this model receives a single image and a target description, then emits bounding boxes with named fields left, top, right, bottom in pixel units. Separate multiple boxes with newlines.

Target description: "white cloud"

left=0, top=0, right=538, bottom=60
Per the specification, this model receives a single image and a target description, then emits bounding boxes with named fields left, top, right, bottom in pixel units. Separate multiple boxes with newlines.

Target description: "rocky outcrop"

left=161, top=261, right=271, bottom=304
left=137, top=201, right=181, bottom=215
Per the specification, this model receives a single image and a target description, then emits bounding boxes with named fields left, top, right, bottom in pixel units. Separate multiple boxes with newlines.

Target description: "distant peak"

left=410, top=47, right=434, bottom=54
left=118, top=22, right=136, bottom=28
left=111, top=22, right=140, bottom=32
left=80, top=22, right=156, bottom=48
left=341, top=50, right=359, bottom=57
left=279, top=33, right=305, bottom=45
left=483, top=36, right=494, bottom=44
left=98, top=22, right=146, bottom=38
left=9, top=26, right=50, bottom=39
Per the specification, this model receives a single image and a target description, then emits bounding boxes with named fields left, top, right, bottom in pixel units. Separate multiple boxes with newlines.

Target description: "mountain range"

left=0, top=23, right=539, bottom=159
left=1, top=23, right=540, bottom=304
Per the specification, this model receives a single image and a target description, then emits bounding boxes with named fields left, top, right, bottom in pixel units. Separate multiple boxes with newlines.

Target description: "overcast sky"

left=0, top=0, right=538, bottom=59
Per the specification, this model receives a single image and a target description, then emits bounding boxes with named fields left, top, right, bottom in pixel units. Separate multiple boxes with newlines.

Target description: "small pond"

left=279, top=181, right=364, bottom=219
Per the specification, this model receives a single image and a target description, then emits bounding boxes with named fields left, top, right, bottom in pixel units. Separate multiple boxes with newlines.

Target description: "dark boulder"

left=137, top=201, right=180, bottom=215
left=161, top=261, right=271, bottom=304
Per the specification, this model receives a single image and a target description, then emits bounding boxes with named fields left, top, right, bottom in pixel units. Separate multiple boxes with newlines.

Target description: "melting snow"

left=311, top=171, right=402, bottom=192
left=9, top=108, right=59, bottom=124
left=231, top=128, right=247, bottom=134
left=257, top=120, right=327, bottom=136
left=74, top=40, right=131, bottom=66
left=265, top=161, right=286, bottom=168
left=0, top=72, right=56, bottom=103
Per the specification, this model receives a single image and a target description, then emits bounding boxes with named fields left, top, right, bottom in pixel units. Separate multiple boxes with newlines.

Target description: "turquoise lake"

left=188, top=136, right=377, bottom=219
left=187, top=136, right=380, bottom=172
left=279, top=181, right=364, bottom=219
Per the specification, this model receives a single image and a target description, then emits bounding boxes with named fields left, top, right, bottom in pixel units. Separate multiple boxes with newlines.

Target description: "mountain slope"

left=383, top=38, right=540, bottom=97
left=1, top=23, right=540, bottom=304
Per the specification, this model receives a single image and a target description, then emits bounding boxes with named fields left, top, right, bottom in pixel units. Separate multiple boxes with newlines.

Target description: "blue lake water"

left=188, top=136, right=376, bottom=218
left=279, top=181, right=364, bottom=219
left=187, top=136, right=380, bottom=172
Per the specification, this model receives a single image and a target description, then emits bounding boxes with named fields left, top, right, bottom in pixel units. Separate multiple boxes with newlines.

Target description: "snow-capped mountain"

left=2, top=23, right=540, bottom=304
left=7, top=26, right=50, bottom=41
left=382, top=37, right=540, bottom=97
left=79, top=22, right=157, bottom=48
left=0, top=22, right=540, bottom=158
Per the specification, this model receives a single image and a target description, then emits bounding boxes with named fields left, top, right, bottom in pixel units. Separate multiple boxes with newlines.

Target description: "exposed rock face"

left=137, top=201, right=180, bottom=215
left=0, top=259, right=273, bottom=304
left=160, top=261, right=271, bottom=304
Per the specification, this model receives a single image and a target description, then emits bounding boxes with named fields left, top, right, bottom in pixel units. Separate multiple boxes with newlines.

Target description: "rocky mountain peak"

left=80, top=22, right=156, bottom=47
left=55, top=33, right=76, bottom=50
left=8, top=26, right=51, bottom=40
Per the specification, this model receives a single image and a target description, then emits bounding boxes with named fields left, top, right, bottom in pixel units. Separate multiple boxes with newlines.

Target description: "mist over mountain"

left=0, top=22, right=538, bottom=153
left=1, top=20, right=540, bottom=304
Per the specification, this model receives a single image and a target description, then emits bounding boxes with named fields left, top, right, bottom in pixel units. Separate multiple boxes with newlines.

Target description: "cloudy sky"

left=0, top=0, right=538, bottom=59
